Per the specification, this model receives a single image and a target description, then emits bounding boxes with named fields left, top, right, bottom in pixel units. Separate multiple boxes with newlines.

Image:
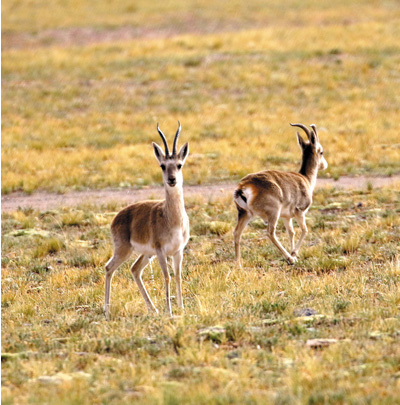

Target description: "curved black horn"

left=172, top=121, right=181, bottom=156
left=157, top=123, right=170, bottom=156
left=309, top=124, right=319, bottom=141
left=290, top=123, right=311, bottom=140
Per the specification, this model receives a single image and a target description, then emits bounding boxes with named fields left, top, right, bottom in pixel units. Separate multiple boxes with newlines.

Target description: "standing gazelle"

left=105, top=122, right=189, bottom=317
left=233, top=123, right=328, bottom=266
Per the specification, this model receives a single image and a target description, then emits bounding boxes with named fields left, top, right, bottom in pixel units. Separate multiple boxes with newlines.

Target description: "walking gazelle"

left=233, top=123, right=328, bottom=266
left=105, top=122, right=189, bottom=317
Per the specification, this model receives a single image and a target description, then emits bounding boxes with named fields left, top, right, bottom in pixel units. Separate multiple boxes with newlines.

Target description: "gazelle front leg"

left=156, top=249, right=172, bottom=316
left=172, top=249, right=184, bottom=309
left=282, top=217, right=295, bottom=253
left=292, top=212, right=308, bottom=257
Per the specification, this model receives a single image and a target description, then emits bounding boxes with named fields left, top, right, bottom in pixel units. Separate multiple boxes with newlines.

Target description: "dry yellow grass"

left=2, top=1, right=400, bottom=403
left=2, top=187, right=400, bottom=403
left=3, top=1, right=400, bottom=193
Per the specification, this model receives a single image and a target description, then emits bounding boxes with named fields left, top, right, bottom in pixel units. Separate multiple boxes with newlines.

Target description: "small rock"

left=306, top=338, right=338, bottom=349
left=37, top=373, right=73, bottom=385
left=369, top=331, right=388, bottom=340
left=36, top=372, right=91, bottom=385
left=226, top=351, right=240, bottom=360
left=198, top=326, right=225, bottom=336
left=262, top=319, right=279, bottom=326
left=248, top=326, right=262, bottom=333
left=293, top=308, right=317, bottom=317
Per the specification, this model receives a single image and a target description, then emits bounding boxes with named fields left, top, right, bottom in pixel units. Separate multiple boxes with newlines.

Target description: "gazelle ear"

left=153, top=142, right=165, bottom=163
left=178, top=142, right=189, bottom=164
left=297, top=133, right=306, bottom=150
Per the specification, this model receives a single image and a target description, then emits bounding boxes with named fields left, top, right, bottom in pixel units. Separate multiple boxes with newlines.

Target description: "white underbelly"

left=130, top=241, right=156, bottom=257
left=130, top=230, right=189, bottom=257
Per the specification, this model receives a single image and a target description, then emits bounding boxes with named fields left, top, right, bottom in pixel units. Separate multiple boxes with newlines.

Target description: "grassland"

left=2, top=0, right=400, bottom=194
left=2, top=1, right=400, bottom=403
left=2, top=186, right=400, bottom=404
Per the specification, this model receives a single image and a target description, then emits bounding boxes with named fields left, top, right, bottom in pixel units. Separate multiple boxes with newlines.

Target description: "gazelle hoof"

left=287, top=255, right=297, bottom=265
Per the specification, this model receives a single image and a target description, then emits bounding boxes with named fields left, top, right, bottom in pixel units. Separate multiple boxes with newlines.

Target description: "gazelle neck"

left=164, top=183, right=186, bottom=224
left=299, top=148, right=319, bottom=191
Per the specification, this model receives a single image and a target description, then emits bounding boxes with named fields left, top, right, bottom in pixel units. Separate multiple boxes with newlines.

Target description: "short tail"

left=234, top=188, right=248, bottom=210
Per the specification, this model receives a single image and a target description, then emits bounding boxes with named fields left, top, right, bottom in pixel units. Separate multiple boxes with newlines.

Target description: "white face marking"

left=160, top=159, right=184, bottom=188
left=153, top=140, right=188, bottom=189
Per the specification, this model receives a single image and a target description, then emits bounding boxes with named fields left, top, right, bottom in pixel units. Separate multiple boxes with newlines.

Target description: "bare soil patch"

left=2, top=175, right=399, bottom=212
left=3, top=19, right=258, bottom=50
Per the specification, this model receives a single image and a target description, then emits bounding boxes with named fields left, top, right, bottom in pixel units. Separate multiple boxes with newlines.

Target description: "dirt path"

left=2, top=175, right=399, bottom=213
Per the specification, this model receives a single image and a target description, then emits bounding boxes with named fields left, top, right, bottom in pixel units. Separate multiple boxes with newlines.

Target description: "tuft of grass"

left=60, top=211, right=86, bottom=227
left=33, top=237, right=65, bottom=258
left=333, top=298, right=351, bottom=315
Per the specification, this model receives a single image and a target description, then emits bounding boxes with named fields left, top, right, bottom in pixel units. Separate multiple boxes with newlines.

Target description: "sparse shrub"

left=225, top=321, right=247, bottom=342
left=308, top=392, right=326, bottom=405
left=209, top=221, right=230, bottom=236
left=12, top=211, right=35, bottom=229
left=254, top=336, right=278, bottom=351
left=287, top=323, right=305, bottom=337
left=64, top=317, right=90, bottom=334
left=314, top=256, right=348, bottom=272
left=31, top=263, right=52, bottom=274
left=249, top=218, right=265, bottom=229
left=333, top=298, right=351, bottom=314
left=340, top=235, right=361, bottom=255
left=61, top=211, right=85, bottom=227
left=33, top=237, right=64, bottom=258
left=68, top=253, right=92, bottom=268
left=183, top=57, right=203, bottom=67
left=249, top=299, right=288, bottom=317
left=167, top=366, right=192, bottom=380
left=192, top=221, right=230, bottom=236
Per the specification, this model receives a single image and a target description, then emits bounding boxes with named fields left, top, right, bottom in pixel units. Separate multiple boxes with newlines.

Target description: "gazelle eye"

left=160, top=164, right=166, bottom=171
left=177, top=164, right=182, bottom=170
left=320, top=151, right=324, bottom=155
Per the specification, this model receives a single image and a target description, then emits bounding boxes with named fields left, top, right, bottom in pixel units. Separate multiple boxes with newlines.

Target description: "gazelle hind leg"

left=156, top=250, right=172, bottom=316
left=173, top=250, right=184, bottom=309
left=233, top=205, right=252, bottom=267
left=130, top=255, right=158, bottom=314
left=105, top=243, right=133, bottom=316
